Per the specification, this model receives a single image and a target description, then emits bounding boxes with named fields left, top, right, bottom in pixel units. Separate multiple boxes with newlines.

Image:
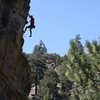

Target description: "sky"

left=23, top=0, right=100, bottom=56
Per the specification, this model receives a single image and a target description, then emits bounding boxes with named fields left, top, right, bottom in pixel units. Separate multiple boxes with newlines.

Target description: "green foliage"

left=26, top=41, right=48, bottom=95
left=24, top=36, right=100, bottom=100
left=65, top=35, right=100, bottom=100
left=38, top=69, right=59, bottom=100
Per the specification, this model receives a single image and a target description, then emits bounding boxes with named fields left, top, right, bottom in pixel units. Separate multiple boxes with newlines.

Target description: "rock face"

left=0, top=0, right=32, bottom=99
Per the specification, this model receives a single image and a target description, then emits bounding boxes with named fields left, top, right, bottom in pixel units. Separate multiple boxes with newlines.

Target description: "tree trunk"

left=35, top=75, right=38, bottom=95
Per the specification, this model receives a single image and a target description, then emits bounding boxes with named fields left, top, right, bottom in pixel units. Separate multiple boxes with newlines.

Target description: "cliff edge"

left=0, top=0, right=32, bottom=99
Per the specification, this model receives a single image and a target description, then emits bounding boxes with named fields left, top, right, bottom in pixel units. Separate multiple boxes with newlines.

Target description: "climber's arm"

left=28, top=14, right=31, bottom=18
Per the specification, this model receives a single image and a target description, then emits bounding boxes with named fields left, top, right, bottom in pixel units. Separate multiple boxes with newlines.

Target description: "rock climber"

left=24, top=14, right=35, bottom=37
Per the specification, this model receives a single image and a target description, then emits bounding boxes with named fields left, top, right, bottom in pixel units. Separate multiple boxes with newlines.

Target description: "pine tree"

left=65, top=35, right=100, bottom=99
left=26, top=41, right=47, bottom=95
left=38, top=69, right=60, bottom=100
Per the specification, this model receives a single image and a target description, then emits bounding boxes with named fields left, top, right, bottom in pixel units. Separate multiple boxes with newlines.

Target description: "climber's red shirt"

left=30, top=17, right=35, bottom=27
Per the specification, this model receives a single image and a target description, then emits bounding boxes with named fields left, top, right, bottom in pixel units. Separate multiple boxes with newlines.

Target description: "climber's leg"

left=24, top=26, right=28, bottom=32
left=29, top=28, right=32, bottom=37
left=29, top=25, right=35, bottom=37
left=24, top=25, right=30, bottom=33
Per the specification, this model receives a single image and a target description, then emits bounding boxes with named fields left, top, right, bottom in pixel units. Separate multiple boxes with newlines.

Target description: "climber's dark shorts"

left=27, top=25, right=35, bottom=29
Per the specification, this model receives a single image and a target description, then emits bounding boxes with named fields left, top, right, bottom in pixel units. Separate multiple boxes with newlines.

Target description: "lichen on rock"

left=0, top=0, right=32, bottom=100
